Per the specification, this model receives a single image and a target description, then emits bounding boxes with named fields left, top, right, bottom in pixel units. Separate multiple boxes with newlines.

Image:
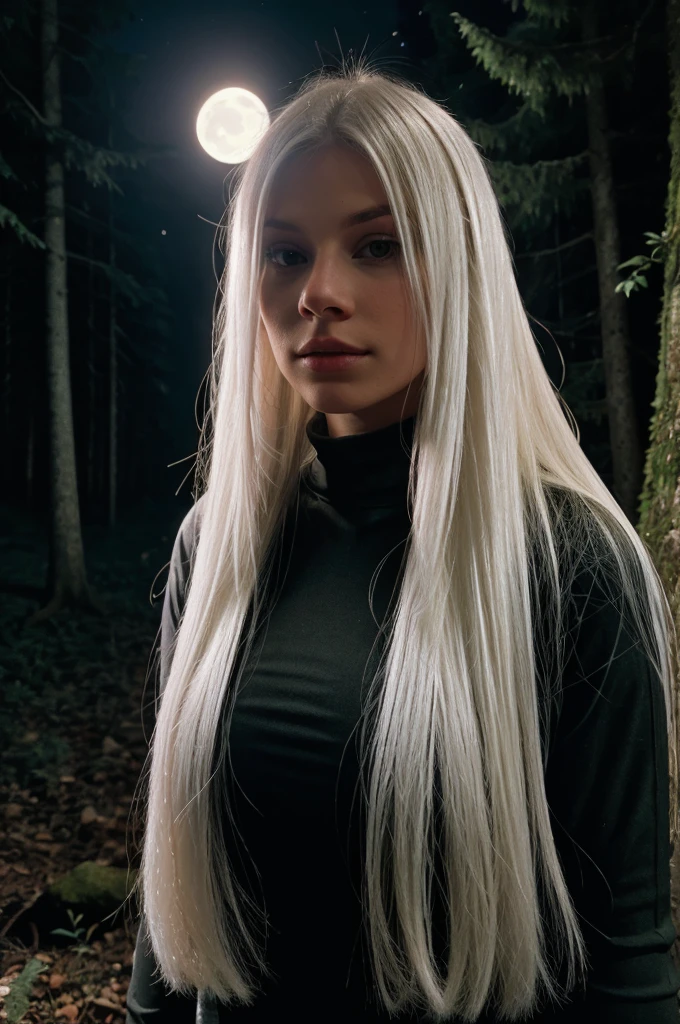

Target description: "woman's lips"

left=299, top=352, right=369, bottom=371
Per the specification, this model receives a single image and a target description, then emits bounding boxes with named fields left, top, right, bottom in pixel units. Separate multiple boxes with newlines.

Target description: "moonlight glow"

left=196, top=87, right=270, bottom=164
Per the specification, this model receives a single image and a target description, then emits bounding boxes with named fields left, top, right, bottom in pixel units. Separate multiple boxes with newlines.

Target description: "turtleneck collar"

left=303, top=411, right=416, bottom=514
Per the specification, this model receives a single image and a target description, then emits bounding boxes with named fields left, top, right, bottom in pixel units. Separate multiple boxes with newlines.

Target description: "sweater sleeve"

left=539, top=561, right=680, bottom=1022
left=126, top=502, right=203, bottom=1024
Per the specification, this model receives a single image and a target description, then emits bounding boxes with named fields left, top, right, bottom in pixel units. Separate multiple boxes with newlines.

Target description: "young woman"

left=125, top=60, right=679, bottom=1023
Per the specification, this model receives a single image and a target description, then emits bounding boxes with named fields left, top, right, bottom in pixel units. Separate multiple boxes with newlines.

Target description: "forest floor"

left=0, top=499, right=190, bottom=1024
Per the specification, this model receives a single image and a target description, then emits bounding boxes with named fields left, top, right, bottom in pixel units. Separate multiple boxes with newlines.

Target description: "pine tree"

left=0, top=0, right=175, bottom=619
left=422, top=0, right=656, bottom=522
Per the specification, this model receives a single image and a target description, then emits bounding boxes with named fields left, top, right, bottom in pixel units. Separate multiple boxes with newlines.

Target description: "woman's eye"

left=263, top=237, right=400, bottom=269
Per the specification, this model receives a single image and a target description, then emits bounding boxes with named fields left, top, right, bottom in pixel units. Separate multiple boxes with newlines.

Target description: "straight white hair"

left=131, top=57, right=678, bottom=1021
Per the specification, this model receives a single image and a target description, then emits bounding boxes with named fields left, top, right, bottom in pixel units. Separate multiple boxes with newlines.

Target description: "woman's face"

left=259, top=143, right=426, bottom=438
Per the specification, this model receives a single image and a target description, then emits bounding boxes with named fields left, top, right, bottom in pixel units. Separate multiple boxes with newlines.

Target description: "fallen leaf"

left=55, top=1005, right=78, bottom=1020
left=92, top=996, right=121, bottom=1010
left=80, top=806, right=98, bottom=825
left=49, top=973, right=65, bottom=989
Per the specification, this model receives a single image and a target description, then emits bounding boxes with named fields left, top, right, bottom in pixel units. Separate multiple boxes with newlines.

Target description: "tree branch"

left=515, top=232, right=594, bottom=259
left=0, top=69, right=47, bottom=126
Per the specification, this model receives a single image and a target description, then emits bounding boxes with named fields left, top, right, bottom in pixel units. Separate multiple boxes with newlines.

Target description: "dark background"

left=0, top=0, right=672, bottom=1013
left=1, top=0, right=668, bottom=521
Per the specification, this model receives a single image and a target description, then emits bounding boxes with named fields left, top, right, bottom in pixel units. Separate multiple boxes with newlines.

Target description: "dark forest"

left=1, top=0, right=679, bottom=1020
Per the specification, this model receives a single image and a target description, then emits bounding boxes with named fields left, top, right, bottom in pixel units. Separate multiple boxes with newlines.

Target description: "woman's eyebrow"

left=263, top=204, right=393, bottom=233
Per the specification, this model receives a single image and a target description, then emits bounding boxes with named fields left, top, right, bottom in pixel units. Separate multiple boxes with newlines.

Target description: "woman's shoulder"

left=159, top=497, right=208, bottom=645
left=163, top=496, right=207, bottom=608
left=172, top=495, right=206, bottom=562
left=533, top=484, right=630, bottom=611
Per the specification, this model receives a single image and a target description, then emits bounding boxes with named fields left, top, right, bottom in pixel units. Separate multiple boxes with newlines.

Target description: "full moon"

left=196, top=87, right=270, bottom=164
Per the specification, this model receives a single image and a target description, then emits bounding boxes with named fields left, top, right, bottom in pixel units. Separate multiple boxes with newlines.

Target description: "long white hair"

left=131, top=57, right=678, bottom=1020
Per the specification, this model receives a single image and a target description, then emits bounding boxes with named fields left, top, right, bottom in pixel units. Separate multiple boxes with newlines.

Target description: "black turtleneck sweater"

left=126, top=412, right=680, bottom=1024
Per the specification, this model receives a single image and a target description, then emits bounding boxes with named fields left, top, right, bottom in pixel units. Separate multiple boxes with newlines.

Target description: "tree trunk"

left=637, top=0, right=680, bottom=981
left=31, top=0, right=100, bottom=622
left=85, top=201, right=96, bottom=508
left=108, top=93, right=118, bottom=530
left=26, top=406, right=34, bottom=506
left=582, top=4, right=643, bottom=523
left=3, top=253, right=12, bottom=488
left=555, top=198, right=564, bottom=325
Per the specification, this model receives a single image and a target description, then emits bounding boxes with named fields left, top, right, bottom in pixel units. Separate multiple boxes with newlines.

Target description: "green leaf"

left=0, top=204, right=46, bottom=249
left=4, top=958, right=48, bottom=1023
left=617, top=255, right=650, bottom=270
